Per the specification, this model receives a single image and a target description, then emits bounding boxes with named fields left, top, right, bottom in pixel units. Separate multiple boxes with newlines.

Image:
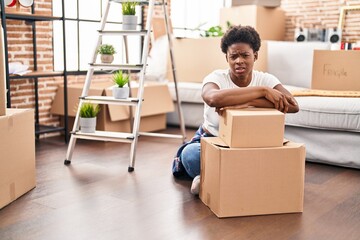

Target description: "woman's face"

left=226, top=42, right=258, bottom=84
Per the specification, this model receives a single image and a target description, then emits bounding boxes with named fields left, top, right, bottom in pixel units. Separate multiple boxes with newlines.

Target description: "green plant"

left=122, top=1, right=137, bottom=15
left=79, top=103, right=100, bottom=118
left=98, top=44, right=116, bottom=55
left=199, top=21, right=233, bottom=38
left=113, top=70, right=129, bottom=88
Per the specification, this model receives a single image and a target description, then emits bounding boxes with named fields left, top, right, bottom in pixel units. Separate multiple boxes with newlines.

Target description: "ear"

left=254, top=51, right=258, bottom=61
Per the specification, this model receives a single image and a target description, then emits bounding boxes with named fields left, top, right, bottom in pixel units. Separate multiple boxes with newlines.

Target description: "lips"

left=235, top=67, right=246, bottom=74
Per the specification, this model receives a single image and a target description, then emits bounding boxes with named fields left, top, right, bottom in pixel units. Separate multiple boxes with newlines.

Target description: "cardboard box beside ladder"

left=219, top=108, right=285, bottom=148
left=51, top=81, right=174, bottom=133
left=200, top=137, right=305, bottom=218
left=0, top=108, right=36, bottom=209
left=0, top=27, right=6, bottom=116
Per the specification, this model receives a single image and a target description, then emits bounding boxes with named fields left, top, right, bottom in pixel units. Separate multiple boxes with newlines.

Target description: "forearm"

left=203, top=86, right=267, bottom=108
left=249, top=98, right=299, bottom=113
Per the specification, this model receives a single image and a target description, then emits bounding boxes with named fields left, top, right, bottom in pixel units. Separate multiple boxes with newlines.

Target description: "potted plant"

left=122, top=1, right=138, bottom=30
left=98, top=44, right=116, bottom=63
left=79, top=103, right=100, bottom=133
left=112, top=70, right=130, bottom=99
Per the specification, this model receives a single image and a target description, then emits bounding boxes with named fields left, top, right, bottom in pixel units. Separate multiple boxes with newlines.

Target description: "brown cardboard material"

left=0, top=27, right=6, bottom=116
left=167, top=38, right=229, bottom=83
left=312, top=50, right=360, bottom=91
left=51, top=81, right=174, bottom=131
left=219, top=108, right=284, bottom=148
left=200, top=137, right=305, bottom=218
left=0, top=109, right=36, bottom=209
left=220, top=6, right=285, bottom=41
left=254, top=40, right=268, bottom=72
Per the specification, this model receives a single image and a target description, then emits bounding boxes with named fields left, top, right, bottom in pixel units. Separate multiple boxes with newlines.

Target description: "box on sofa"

left=312, top=50, right=360, bottom=91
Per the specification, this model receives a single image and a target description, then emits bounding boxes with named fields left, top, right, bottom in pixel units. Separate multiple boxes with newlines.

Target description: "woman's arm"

left=202, top=82, right=268, bottom=108
left=203, top=82, right=299, bottom=114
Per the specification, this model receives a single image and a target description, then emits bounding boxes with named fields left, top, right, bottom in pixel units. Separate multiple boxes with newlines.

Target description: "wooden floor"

left=1, top=127, right=360, bottom=240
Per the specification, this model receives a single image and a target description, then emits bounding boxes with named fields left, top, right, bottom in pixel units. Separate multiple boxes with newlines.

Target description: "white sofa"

left=163, top=40, right=360, bottom=169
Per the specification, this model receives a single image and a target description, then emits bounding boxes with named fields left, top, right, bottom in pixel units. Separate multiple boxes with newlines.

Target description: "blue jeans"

left=181, top=142, right=201, bottom=178
left=172, top=125, right=213, bottom=179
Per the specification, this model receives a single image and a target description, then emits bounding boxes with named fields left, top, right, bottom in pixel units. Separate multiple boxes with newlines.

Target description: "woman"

left=172, top=25, right=299, bottom=195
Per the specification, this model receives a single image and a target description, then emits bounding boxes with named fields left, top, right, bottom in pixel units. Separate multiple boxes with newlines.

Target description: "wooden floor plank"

left=1, top=127, right=360, bottom=240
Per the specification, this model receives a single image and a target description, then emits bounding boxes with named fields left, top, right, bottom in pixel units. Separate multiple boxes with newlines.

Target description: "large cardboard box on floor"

left=51, top=81, right=174, bottom=133
left=0, top=26, right=6, bottom=116
left=167, top=37, right=229, bottom=83
left=0, top=108, right=36, bottom=209
left=200, top=137, right=305, bottom=218
left=219, top=108, right=284, bottom=148
left=312, top=50, right=360, bottom=91
left=220, top=6, right=285, bottom=41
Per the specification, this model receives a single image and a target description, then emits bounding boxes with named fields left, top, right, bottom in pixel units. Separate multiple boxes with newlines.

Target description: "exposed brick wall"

left=2, top=0, right=359, bottom=138
left=281, top=0, right=360, bottom=42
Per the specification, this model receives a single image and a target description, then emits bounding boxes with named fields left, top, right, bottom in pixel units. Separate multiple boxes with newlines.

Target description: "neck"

left=229, top=70, right=253, bottom=87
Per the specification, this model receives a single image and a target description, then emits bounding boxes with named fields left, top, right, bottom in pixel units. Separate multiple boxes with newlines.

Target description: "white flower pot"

left=112, top=87, right=130, bottom=99
left=123, top=15, right=137, bottom=30
left=80, top=117, right=97, bottom=133
left=101, top=54, right=114, bottom=64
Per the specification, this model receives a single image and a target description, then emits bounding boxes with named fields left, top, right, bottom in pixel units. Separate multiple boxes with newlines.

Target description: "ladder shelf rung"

left=139, top=132, right=184, bottom=139
left=90, top=63, right=144, bottom=71
left=71, top=130, right=135, bottom=143
left=99, top=30, right=148, bottom=36
left=81, top=96, right=141, bottom=106
left=110, top=0, right=150, bottom=5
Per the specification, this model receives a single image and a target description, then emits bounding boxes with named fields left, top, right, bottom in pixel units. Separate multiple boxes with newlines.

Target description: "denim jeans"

left=181, top=142, right=201, bottom=178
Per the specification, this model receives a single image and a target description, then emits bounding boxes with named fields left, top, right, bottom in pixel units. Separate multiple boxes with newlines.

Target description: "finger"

left=283, top=98, right=289, bottom=113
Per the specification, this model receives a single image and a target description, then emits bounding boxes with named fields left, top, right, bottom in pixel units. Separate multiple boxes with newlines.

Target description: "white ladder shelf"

left=64, top=0, right=186, bottom=172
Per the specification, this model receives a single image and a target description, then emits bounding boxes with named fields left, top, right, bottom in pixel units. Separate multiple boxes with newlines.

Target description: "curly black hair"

left=220, top=25, right=261, bottom=54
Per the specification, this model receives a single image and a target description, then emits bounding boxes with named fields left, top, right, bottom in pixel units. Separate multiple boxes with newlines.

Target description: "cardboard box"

left=219, top=108, right=284, bottom=148
left=312, top=50, right=360, bottom=91
left=0, top=108, right=36, bottom=209
left=51, top=81, right=174, bottom=132
left=220, top=6, right=285, bottom=41
left=230, top=0, right=281, bottom=7
left=167, top=38, right=229, bottom=83
left=200, top=137, right=305, bottom=218
left=0, top=26, right=6, bottom=116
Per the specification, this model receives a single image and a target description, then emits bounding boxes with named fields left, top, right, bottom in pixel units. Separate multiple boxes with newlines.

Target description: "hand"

left=215, top=103, right=249, bottom=116
left=264, top=88, right=290, bottom=113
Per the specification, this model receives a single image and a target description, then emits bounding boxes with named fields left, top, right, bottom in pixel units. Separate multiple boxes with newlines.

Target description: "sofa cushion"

left=266, top=41, right=330, bottom=88
left=168, top=82, right=203, bottom=104
left=285, top=85, right=360, bottom=132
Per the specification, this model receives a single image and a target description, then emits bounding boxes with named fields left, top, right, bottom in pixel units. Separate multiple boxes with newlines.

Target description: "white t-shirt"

left=202, top=69, right=281, bottom=136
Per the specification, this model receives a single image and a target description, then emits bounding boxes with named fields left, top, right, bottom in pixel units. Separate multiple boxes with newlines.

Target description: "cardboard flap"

left=105, top=81, right=174, bottom=121
left=202, top=137, right=229, bottom=148
left=50, top=82, right=111, bottom=117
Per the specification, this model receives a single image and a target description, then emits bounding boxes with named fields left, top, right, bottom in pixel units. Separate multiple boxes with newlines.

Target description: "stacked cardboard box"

left=219, top=5, right=285, bottom=41
left=200, top=108, right=306, bottom=218
left=0, top=109, right=36, bottom=209
left=51, top=81, right=174, bottom=134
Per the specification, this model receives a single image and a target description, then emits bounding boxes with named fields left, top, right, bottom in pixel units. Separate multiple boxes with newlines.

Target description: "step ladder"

left=64, top=0, right=186, bottom=172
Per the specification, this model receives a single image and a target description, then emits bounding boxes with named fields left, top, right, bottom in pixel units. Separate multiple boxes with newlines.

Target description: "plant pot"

left=80, top=117, right=97, bottom=133
left=123, top=15, right=137, bottom=30
left=101, top=54, right=114, bottom=64
left=112, top=87, right=130, bottom=99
